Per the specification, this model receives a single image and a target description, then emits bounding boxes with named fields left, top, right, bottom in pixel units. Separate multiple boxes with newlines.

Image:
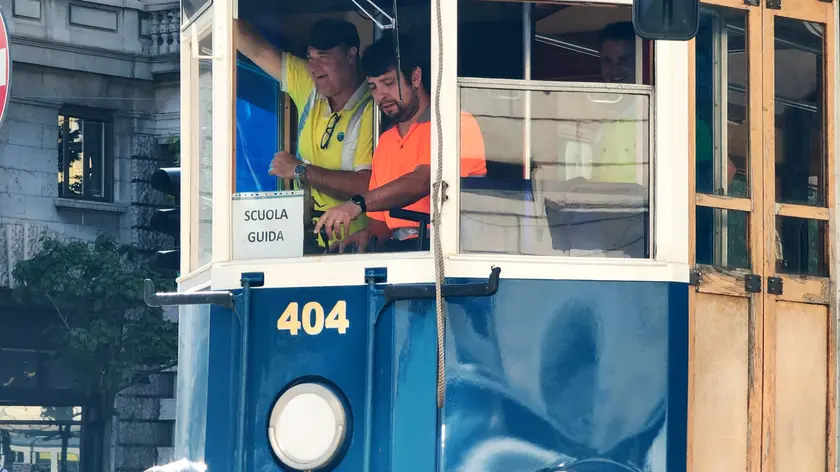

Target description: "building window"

left=57, top=112, right=112, bottom=201
left=0, top=406, right=83, bottom=472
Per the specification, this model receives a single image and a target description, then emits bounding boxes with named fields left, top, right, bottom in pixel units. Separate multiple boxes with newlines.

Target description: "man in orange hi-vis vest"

left=314, top=34, right=487, bottom=253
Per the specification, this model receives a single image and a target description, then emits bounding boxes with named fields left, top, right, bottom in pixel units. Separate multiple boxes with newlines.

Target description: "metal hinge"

left=744, top=274, right=762, bottom=293
left=689, top=269, right=701, bottom=288
left=765, top=0, right=781, bottom=9
left=744, top=0, right=760, bottom=6
left=767, top=276, right=784, bottom=295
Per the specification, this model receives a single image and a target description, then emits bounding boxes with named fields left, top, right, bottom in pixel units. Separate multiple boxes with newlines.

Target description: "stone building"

left=0, top=0, right=181, bottom=471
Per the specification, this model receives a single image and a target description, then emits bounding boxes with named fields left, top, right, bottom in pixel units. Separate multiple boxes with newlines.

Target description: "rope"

left=431, top=0, right=446, bottom=409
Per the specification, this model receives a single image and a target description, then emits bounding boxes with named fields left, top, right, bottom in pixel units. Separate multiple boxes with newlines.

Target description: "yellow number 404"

left=277, top=301, right=349, bottom=336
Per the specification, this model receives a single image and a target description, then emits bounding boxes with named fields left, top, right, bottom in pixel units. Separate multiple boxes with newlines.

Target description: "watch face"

left=295, top=164, right=305, bottom=176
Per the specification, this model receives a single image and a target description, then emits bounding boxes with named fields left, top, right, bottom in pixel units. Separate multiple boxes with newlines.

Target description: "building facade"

left=0, top=0, right=181, bottom=471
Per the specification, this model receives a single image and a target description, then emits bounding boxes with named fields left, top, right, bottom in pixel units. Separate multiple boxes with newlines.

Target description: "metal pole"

left=372, top=15, right=385, bottom=148
left=523, top=3, right=532, bottom=180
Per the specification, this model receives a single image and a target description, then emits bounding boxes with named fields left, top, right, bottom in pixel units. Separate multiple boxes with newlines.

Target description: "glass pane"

left=197, top=32, right=213, bottom=268
left=695, top=206, right=751, bottom=269
left=775, top=216, right=828, bottom=277
left=66, top=117, right=84, bottom=197
left=0, top=406, right=83, bottom=472
left=234, top=62, right=281, bottom=193
left=774, top=17, right=825, bottom=207
left=84, top=120, right=104, bottom=198
left=695, top=6, right=749, bottom=198
left=459, top=86, right=650, bottom=258
left=182, top=0, right=212, bottom=22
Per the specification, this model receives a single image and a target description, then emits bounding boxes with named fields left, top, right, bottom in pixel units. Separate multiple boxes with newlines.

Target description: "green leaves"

left=12, top=232, right=178, bottom=396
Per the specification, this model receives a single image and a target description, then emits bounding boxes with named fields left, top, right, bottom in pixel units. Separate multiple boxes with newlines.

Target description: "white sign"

left=232, top=191, right=305, bottom=260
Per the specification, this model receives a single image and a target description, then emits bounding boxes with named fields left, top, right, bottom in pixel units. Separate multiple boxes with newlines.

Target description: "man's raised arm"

left=233, top=19, right=286, bottom=82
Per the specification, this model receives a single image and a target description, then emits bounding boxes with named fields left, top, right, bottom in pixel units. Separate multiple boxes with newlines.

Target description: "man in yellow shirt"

left=591, top=21, right=641, bottom=184
left=234, top=18, right=375, bottom=242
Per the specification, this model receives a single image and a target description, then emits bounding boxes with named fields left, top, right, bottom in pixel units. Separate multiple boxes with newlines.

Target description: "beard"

left=383, top=88, right=419, bottom=122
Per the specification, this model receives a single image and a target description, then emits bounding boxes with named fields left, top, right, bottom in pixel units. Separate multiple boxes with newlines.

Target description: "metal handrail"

left=349, top=0, right=394, bottom=30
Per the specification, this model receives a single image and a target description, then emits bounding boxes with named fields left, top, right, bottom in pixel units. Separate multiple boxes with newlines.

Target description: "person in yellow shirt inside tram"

left=313, top=34, right=487, bottom=253
left=234, top=18, right=375, bottom=247
left=591, top=21, right=641, bottom=184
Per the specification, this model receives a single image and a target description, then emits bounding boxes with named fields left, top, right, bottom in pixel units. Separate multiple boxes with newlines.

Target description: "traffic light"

left=149, top=167, right=181, bottom=273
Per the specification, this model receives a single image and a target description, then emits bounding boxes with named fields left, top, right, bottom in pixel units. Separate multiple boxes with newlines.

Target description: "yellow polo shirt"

left=592, top=101, right=641, bottom=184
left=281, top=53, right=374, bottom=241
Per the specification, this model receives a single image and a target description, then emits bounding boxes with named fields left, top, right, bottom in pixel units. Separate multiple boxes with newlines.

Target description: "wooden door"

left=688, top=0, right=836, bottom=470
left=689, top=2, right=765, bottom=470
left=760, top=0, right=835, bottom=469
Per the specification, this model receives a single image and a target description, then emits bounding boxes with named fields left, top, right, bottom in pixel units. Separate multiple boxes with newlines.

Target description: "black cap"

left=307, top=18, right=360, bottom=51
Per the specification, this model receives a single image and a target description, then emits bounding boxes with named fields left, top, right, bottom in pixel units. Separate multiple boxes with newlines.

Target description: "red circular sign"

left=0, top=9, right=11, bottom=131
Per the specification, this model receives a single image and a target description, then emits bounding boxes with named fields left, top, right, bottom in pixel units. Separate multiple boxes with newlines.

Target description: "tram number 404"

left=277, top=301, right=349, bottom=336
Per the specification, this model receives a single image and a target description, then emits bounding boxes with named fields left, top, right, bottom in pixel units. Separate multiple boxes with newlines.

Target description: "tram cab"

left=145, top=0, right=838, bottom=470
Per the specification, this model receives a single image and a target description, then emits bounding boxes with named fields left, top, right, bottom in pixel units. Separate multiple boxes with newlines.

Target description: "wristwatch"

left=349, top=194, right=367, bottom=214
left=294, top=163, right=307, bottom=182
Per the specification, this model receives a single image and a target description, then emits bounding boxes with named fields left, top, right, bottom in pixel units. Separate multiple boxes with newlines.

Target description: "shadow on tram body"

left=439, top=279, right=687, bottom=472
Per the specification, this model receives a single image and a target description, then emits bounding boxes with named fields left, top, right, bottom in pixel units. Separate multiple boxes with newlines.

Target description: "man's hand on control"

left=314, top=201, right=363, bottom=240
left=330, top=229, right=371, bottom=254
left=268, top=151, right=299, bottom=179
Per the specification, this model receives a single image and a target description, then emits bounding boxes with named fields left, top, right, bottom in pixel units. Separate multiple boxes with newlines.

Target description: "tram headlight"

left=267, top=382, right=347, bottom=471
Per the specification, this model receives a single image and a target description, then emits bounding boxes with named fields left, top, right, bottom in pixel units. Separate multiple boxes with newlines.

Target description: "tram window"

left=182, top=0, right=212, bottom=24
left=233, top=0, right=437, bottom=257
left=458, top=2, right=654, bottom=85
left=773, top=16, right=826, bottom=208
left=196, top=31, right=213, bottom=268
left=457, top=2, right=652, bottom=258
left=776, top=216, right=828, bottom=277
left=694, top=6, right=752, bottom=270
left=694, top=6, right=749, bottom=198
left=695, top=207, right=750, bottom=269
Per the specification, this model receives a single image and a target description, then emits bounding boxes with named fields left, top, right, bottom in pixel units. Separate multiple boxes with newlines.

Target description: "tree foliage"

left=12, top=233, right=178, bottom=396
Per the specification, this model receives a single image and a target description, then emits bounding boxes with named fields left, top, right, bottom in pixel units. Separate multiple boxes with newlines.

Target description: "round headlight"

left=267, top=382, right=347, bottom=471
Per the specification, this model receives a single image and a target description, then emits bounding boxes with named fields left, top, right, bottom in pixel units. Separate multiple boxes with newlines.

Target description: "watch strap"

left=350, top=194, right=367, bottom=214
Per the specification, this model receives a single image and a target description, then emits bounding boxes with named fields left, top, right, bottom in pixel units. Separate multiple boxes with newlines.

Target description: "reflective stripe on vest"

left=339, top=95, right=373, bottom=171
left=296, top=91, right=372, bottom=171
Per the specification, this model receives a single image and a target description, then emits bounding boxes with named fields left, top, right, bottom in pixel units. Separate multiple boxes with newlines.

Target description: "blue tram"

left=145, top=0, right=839, bottom=470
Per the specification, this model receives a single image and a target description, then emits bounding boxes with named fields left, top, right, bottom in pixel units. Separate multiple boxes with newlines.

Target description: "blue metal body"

left=173, top=277, right=688, bottom=472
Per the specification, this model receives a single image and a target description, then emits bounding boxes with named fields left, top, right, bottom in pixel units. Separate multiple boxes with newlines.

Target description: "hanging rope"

left=431, top=0, right=446, bottom=409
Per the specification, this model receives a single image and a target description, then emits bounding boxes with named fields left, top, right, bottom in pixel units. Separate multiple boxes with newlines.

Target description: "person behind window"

left=313, top=33, right=487, bottom=253
left=591, top=21, right=641, bottom=184
left=599, top=21, right=636, bottom=85
left=234, top=18, right=375, bottom=246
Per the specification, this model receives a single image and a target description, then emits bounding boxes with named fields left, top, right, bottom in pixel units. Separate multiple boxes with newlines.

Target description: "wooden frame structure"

left=687, top=0, right=837, bottom=469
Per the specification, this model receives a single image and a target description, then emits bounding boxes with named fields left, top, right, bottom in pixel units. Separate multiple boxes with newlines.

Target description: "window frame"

left=57, top=106, right=114, bottom=203
left=439, top=0, right=691, bottom=282
left=453, top=76, right=656, bottom=258
left=180, top=0, right=690, bottom=290
left=211, top=0, right=234, bottom=266
left=179, top=6, right=213, bottom=278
